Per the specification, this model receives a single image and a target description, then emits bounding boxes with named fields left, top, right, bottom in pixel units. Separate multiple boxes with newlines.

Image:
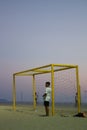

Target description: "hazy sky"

left=0, top=0, right=87, bottom=102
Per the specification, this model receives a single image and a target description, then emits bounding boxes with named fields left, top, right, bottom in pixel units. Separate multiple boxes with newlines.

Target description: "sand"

left=0, top=105, right=87, bottom=130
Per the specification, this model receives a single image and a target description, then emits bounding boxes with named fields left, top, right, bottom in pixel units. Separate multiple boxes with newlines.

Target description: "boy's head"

left=45, top=82, right=50, bottom=87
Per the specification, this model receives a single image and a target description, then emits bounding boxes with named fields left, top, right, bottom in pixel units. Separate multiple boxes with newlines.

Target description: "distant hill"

left=0, top=98, right=9, bottom=103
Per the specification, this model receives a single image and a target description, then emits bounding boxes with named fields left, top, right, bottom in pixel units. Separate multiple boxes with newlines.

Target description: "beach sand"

left=0, top=105, right=87, bottom=130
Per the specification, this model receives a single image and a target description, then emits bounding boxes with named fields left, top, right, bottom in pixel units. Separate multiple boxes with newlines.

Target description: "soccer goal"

left=13, top=64, right=81, bottom=116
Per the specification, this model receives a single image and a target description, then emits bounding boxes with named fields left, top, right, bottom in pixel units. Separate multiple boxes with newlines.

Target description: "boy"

left=43, top=82, right=51, bottom=116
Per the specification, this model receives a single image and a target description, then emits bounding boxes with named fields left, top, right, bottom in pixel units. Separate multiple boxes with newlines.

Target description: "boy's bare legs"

left=45, top=106, right=49, bottom=116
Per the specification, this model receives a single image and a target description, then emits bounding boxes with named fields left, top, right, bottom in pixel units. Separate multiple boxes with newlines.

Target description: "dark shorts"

left=44, top=101, right=49, bottom=106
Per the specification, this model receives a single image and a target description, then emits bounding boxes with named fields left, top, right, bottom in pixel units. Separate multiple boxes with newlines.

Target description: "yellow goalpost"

left=12, top=64, right=81, bottom=116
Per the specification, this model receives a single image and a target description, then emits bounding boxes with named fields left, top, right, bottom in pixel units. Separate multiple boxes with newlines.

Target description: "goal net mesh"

left=35, top=68, right=77, bottom=103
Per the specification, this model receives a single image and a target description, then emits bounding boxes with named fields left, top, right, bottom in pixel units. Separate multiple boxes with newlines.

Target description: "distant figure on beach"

left=74, top=112, right=87, bottom=118
left=35, top=92, right=38, bottom=104
left=75, top=92, right=78, bottom=107
left=43, top=81, right=51, bottom=116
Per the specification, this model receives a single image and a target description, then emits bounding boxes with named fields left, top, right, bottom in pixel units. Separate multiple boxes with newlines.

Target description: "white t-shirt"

left=45, top=87, right=51, bottom=101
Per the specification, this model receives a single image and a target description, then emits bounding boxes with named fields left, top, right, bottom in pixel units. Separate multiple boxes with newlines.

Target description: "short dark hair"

left=46, top=82, right=50, bottom=86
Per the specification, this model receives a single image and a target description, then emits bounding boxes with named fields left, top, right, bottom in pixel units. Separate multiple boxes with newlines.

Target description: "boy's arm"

left=43, top=93, right=47, bottom=97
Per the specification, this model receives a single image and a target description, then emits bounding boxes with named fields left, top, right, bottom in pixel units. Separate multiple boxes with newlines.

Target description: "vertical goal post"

left=12, top=64, right=81, bottom=116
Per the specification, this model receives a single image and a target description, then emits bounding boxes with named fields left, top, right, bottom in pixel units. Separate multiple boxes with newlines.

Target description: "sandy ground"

left=0, top=105, right=87, bottom=130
